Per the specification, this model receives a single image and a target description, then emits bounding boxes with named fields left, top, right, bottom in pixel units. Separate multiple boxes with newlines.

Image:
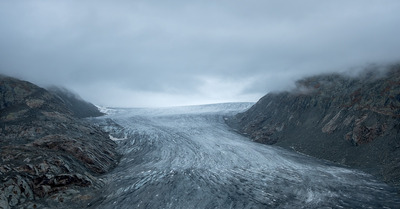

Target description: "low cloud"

left=1, top=1, right=400, bottom=107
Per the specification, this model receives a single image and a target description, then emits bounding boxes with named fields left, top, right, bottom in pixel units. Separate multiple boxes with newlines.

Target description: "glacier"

left=89, top=103, right=400, bottom=209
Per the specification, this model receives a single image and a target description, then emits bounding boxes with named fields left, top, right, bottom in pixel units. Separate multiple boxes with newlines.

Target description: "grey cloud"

left=1, top=0, right=400, bottom=107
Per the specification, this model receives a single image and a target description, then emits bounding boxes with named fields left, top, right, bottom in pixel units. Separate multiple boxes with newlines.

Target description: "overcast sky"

left=1, top=0, right=400, bottom=107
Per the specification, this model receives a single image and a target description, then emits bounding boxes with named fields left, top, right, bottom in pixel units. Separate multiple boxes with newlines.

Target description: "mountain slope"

left=228, top=64, right=400, bottom=189
left=0, top=75, right=119, bottom=208
left=47, top=86, right=104, bottom=118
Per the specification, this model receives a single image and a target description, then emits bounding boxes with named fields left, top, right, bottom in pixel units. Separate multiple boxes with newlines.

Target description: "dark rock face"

left=0, top=75, right=119, bottom=208
left=228, top=64, right=400, bottom=189
left=47, top=86, right=104, bottom=118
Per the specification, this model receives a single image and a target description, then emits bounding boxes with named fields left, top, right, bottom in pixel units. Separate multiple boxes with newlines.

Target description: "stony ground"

left=0, top=75, right=120, bottom=208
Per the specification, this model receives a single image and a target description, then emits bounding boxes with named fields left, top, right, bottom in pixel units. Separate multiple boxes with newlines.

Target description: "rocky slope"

left=0, top=75, right=120, bottom=208
left=47, top=86, right=104, bottom=118
left=228, top=64, right=400, bottom=190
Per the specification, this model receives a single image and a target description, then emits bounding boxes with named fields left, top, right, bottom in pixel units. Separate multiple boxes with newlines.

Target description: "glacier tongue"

left=90, top=103, right=400, bottom=209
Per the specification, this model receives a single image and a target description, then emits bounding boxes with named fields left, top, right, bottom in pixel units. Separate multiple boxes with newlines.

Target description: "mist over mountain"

left=47, top=86, right=104, bottom=118
left=1, top=1, right=400, bottom=107
left=2, top=64, right=400, bottom=208
left=228, top=63, right=400, bottom=190
left=2, top=0, right=400, bottom=208
left=0, top=75, right=119, bottom=208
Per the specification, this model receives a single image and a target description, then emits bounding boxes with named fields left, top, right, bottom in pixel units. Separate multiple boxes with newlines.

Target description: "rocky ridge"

left=228, top=64, right=400, bottom=190
left=47, top=86, right=104, bottom=118
left=0, top=75, right=119, bottom=208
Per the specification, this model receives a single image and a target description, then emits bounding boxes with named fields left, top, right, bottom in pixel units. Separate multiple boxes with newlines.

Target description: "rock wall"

left=228, top=64, right=400, bottom=190
left=0, top=75, right=120, bottom=208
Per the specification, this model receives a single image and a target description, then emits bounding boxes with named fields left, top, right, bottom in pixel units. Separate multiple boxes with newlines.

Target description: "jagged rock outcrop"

left=0, top=75, right=120, bottom=208
left=228, top=64, right=400, bottom=190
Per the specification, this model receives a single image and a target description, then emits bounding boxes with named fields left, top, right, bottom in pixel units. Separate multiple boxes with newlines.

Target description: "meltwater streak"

left=91, top=103, right=400, bottom=209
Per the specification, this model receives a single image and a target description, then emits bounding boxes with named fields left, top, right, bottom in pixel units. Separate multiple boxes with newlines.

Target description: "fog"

left=1, top=0, right=400, bottom=107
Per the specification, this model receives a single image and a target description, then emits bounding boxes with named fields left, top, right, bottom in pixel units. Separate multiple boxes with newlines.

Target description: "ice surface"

left=99, top=102, right=254, bottom=117
left=90, top=103, right=400, bottom=209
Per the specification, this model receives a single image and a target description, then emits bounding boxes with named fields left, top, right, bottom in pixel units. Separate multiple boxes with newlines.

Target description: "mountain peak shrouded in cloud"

left=1, top=1, right=400, bottom=107
left=47, top=86, right=105, bottom=118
